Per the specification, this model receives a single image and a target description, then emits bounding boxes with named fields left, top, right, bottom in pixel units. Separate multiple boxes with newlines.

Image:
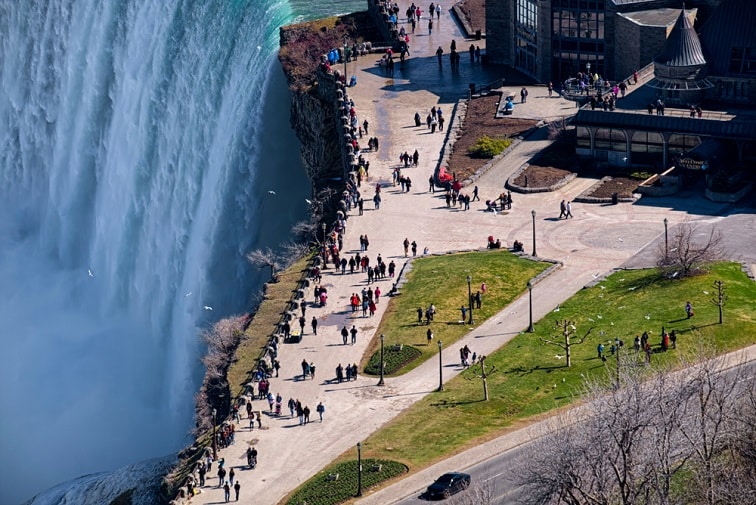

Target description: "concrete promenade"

left=191, top=7, right=756, bottom=505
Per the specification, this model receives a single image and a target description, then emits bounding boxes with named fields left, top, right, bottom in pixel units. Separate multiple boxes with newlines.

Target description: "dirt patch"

left=585, top=177, right=639, bottom=199
left=446, top=95, right=537, bottom=180
left=455, top=0, right=486, bottom=33
left=512, top=166, right=573, bottom=188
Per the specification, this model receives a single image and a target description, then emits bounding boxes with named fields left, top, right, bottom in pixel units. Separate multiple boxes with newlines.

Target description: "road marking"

left=482, top=471, right=505, bottom=483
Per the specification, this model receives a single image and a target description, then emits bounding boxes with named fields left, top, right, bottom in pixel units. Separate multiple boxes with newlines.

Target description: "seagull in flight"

left=87, top=269, right=94, bottom=278
left=268, top=190, right=276, bottom=195
left=185, top=292, right=192, bottom=297
left=203, top=305, right=213, bottom=311
left=305, top=198, right=312, bottom=205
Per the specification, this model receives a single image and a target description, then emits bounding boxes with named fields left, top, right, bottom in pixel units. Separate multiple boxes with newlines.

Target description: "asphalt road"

left=393, top=357, right=756, bottom=505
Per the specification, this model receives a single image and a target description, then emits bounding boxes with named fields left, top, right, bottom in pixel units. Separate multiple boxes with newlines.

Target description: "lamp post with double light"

left=437, top=340, right=444, bottom=391
left=466, top=275, right=474, bottom=324
left=211, top=407, right=217, bottom=461
left=356, top=441, right=363, bottom=496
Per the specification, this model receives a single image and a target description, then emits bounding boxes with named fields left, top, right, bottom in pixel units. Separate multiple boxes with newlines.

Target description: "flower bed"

left=286, top=459, right=408, bottom=505
left=364, top=345, right=422, bottom=375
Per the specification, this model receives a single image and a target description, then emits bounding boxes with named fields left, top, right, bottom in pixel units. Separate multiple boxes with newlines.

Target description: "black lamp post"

left=322, top=223, right=327, bottom=244
left=377, top=333, right=385, bottom=386
left=211, top=407, right=217, bottom=461
left=527, top=280, right=534, bottom=333
left=466, top=275, right=474, bottom=324
left=321, top=223, right=328, bottom=267
left=356, top=441, right=363, bottom=497
left=531, top=210, right=537, bottom=256
left=437, top=340, right=444, bottom=391
left=343, top=37, right=349, bottom=78
left=663, top=218, right=669, bottom=260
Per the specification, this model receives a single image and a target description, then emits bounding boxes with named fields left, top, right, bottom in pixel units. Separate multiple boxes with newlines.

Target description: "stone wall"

left=485, top=0, right=513, bottom=66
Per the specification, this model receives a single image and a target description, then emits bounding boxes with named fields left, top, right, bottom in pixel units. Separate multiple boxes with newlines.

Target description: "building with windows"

left=486, top=0, right=723, bottom=84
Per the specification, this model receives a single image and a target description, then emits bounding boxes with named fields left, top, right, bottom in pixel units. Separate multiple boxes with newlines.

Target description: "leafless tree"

left=657, top=223, right=722, bottom=278
left=247, top=247, right=280, bottom=280
left=540, top=320, right=592, bottom=367
left=517, top=352, right=754, bottom=505
left=448, top=478, right=496, bottom=505
left=709, top=280, right=727, bottom=324
left=291, top=219, right=318, bottom=242
left=279, top=240, right=310, bottom=269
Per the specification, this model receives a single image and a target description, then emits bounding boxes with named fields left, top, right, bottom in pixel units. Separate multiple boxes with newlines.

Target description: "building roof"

left=619, top=8, right=688, bottom=28
left=699, top=0, right=756, bottom=76
left=572, top=109, right=756, bottom=141
left=654, top=8, right=707, bottom=68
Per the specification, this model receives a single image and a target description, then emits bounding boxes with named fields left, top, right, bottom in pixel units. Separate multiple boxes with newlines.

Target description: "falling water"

left=0, top=0, right=366, bottom=501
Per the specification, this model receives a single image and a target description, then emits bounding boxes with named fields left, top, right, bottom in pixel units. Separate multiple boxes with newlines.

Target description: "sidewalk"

left=190, top=8, right=750, bottom=505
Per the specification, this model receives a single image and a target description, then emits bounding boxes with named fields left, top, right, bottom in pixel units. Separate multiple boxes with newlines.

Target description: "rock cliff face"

left=289, top=85, right=343, bottom=188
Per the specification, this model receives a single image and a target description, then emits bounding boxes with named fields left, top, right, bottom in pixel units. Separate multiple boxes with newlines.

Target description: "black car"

left=425, top=472, right=471, bottom=499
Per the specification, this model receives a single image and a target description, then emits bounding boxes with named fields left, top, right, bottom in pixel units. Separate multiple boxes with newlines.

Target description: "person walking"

left=427, top=328, right=434, bottom=345
left=317, top=401, right=325, bottom=422
left=350, top=325, right=358, bottom=344
left=472, top=185, right=479, bottom=201
left=234, top=481, right=241, bottom=501
left=559, top=199, right=567, bottom=219
left=436, top=46, right=443, bottom=66
left=403, top=237, right=410, bottom=257
left=311, top=316, right=318, bottom=335
left=341, top=326, right=349, bottom=345
left=223, top=482, right=231, bottom=502
left=685, top=301, right=694, bottom=318
left=565, top=201, right=573, bottom=218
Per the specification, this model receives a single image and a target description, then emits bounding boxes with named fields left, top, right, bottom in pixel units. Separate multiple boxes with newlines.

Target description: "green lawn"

left=361, top=251, right=552, bottom=374
left=356, top=262, right=756, bottom=469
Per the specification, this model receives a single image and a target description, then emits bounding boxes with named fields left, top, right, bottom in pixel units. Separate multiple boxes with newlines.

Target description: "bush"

left=364, top=345, right=422, bottom=375
left=468, top=136, right=512, bottom=158
left=286, top=459, right=408, bottom=505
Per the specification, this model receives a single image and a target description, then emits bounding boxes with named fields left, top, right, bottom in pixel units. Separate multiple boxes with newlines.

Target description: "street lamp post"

left=586, top=62, right=591, bottom=76
left=321, top=223, right=328, bottom=268
left=531, top=210, right=537, bottom=257
left=527, top=280, right=534, bottom=333
left=466, top=275, right=474, bottom=324
left=437, top=340, right=444, bottom=391
left=343, top=37, right=349, bottom=79
left=377, top=333, right=385, bottom=386
left=211, top=407, right=217, bottom=461
left=356, top=441, right=363, bottom=497
left=663, top=218, right=669, bottom=260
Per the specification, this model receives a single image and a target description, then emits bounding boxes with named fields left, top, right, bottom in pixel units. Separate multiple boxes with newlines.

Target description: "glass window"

left=577, top=127, right=591, bottom=148
left=669, top=135, right=701, bottom=150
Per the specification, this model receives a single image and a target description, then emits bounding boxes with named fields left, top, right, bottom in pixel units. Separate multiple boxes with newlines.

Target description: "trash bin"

left=612, top=192, right=619, bottom=205
left=469, top=83, right=476, bottom=95
left=475, top=29, right=482, bottom=40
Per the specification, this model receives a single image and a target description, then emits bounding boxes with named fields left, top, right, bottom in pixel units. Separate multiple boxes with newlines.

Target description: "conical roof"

left=654, top=8, right=706, bottom=68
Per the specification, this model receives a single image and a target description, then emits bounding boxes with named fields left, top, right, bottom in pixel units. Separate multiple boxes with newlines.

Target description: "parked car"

left=425, top=472, right=471, bottom=499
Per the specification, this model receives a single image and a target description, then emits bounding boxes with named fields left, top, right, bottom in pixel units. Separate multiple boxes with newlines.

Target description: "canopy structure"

left=646, top=7, right=712, bottom=103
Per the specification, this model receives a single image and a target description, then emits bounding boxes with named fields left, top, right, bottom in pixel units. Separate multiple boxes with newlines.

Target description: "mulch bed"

left=455, top=0, right=486, bottom=33
left=511, top=166, right=573, bottom=188
left=447, top=94, right=537, bottom=181
left=585, top=177, right=639, bottom=198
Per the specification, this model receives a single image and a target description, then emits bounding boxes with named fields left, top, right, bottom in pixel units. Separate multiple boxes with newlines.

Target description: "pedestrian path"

left=187, top=7, right=750, bottom=505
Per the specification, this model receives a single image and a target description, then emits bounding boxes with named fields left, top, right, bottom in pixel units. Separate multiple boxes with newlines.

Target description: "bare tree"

left=518, top=351, right=754, bottom=505
left=291, top=219, right=318, bottom=242
left=540, top=320, right=592, bottom=367
left=657, top=223, right=722, bottom=278
left=246, top=247, right=281, bottom=281
left=709, top=280, right=727, bottom=324
left=279, top=240, right=310, bottom=269
left=547, top=117, right=568, bottom=140
left=448, top=478, right=496, bottom=505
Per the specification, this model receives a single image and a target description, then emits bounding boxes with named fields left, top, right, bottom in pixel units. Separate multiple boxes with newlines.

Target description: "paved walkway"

left=190, top=7, right=756, bottom=505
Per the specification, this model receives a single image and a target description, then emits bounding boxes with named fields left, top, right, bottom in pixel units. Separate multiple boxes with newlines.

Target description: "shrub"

left=364, top=345, right=422, bottom=375
left=468, top=136, right=512, bottom=158
left=286, top=459, right=408, bottom=505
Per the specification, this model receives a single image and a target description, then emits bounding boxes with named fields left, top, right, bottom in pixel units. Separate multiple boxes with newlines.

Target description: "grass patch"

left=361, top=251, right=551, bottom=375
left=227, top=255, right=313, bottom=398
left=467, top=136, right=512, bottom=158
left=365, top=345, right=422, bottom=375
left=285, top=459, right=408, bottom=505
left=354, top=262, right=756, bottom=471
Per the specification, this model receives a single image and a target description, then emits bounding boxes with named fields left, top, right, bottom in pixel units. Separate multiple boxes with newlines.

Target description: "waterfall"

left=0, top=0, right=315, bottom=502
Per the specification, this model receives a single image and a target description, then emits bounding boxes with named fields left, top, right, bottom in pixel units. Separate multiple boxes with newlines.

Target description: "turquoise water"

left=0, top=0, right=363, bottom=502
